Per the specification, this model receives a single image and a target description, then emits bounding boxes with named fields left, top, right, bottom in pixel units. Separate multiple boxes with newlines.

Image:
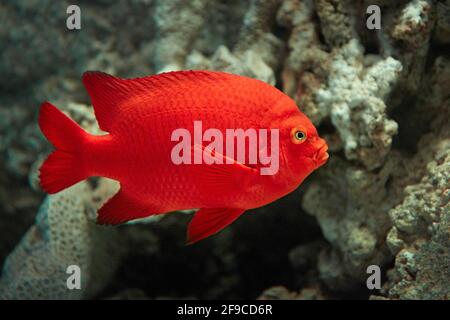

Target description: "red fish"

left=38, top=71, right=328, bottom=244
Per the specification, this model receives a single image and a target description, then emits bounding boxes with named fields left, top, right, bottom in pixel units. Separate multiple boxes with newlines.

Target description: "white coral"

left=315, top=39, right=402, bottom=169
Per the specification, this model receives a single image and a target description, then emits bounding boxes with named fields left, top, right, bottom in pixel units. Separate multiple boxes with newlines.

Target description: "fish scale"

left=37, top=70, right=328, bottom=243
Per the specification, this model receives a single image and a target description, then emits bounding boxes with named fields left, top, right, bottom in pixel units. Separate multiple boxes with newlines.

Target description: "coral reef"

left=186, top=0, right=283, bottom=84
left=0, top=181, right=123, bottom=299
left=152, top=0, right=210, bottom=72
left=381, top=111, right=450, bottom=300
left=258, top=285, right=326, bottom=300
left=0, top=0, right=449, bottom=299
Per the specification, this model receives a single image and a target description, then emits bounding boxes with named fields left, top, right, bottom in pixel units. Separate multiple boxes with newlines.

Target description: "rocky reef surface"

left=0, top=0, right=449, bottom=299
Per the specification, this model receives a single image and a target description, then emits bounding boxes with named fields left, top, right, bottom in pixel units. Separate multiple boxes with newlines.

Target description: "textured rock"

left=0, top=181, right=123, bottom=299
left=315, top=40, right=401, bottom=169
left=382, top=122, right=450, bottom=299
left=186, top=0, right=283, bottom=84
left=315, top=0, right=357, bottom=47
left=258, top=285, right=326, bottom=300
left=279, top=2, right=403, bottom=170
left=152, top=0, right=210, bottom=72
left=434, top=1, right=450, bottom=44
left=0, top=0, right=449, bottom=300
left=377, top=0, right=435, bottom=97
left=286, top=0, right=449, bottom=296
left=0, top=1, right=159, bottom=90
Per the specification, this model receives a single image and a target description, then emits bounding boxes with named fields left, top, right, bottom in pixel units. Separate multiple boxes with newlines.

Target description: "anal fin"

left=97, top=189, right=160, bottom=225
left=187, top=207, right=246, bottom=244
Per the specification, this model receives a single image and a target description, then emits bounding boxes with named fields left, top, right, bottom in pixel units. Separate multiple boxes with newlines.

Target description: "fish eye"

left=291, top=128, right=307, bottom=144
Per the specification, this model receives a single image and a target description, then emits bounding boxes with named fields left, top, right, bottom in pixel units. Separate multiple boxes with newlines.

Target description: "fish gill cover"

left=0, top=0, right=449, bottom=300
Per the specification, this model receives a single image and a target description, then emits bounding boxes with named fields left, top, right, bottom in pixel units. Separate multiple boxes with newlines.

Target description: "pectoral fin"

left=187, top=207, right=246, bottom=244
left=191, top=144, right=258, bottom=192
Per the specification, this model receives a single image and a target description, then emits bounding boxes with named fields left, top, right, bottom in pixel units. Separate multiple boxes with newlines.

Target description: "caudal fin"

left=38, top=102, right=90, bottom=194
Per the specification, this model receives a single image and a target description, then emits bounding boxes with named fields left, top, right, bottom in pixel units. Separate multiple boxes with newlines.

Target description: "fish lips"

left=314, top=143, right=329, bottom=166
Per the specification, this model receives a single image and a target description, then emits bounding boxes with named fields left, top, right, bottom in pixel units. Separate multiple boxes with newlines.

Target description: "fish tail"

left=38, top=102, right=91, bottom=194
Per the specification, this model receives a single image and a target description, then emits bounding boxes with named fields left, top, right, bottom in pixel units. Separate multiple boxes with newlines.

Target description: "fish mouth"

left=314, top=143, right=329, bottom=165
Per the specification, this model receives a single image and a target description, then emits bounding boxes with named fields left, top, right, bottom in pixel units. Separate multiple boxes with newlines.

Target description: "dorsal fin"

left=82, top=71, right=132, bottom=132
left=82, top=70, right=230, bottom=132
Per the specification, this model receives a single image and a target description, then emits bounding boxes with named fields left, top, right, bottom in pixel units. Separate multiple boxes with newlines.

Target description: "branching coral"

left=0, top=0, right=449, bottom=300
left=377, top=0, right=435, bottom=97
left=286, top=0, right=449, bottom=296
left=279, top=1, right=402, bottom=169
left=315, top=40, right=401, bottom=169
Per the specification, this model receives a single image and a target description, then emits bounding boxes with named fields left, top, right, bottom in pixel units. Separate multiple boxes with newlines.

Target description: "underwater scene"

left=0, top=0, right=449, bottom=301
